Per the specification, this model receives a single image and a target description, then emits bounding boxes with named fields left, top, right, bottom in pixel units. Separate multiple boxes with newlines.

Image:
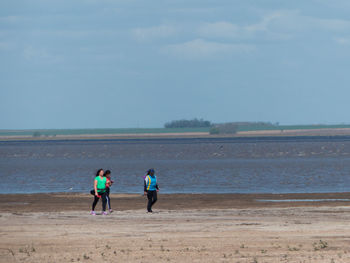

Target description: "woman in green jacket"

left=90, top=169, right=108, bottom=215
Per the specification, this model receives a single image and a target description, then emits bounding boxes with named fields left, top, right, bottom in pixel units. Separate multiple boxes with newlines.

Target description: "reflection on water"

left=1, top=137, right=350, bottom=194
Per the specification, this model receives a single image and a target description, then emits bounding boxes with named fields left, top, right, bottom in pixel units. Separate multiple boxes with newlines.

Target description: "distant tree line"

left=209, top=122, right=278, bottom=135
left=164, top=119, right=279, bottom=135
left=32, top=131, right=41, bottom=137
left=164, top=118, right=211, bottom=128
left=209, top=123, right=238, bottom=135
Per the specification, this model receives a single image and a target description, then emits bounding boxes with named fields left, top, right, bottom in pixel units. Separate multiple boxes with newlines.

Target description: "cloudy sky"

left=1, top=0, right=350, bottom=129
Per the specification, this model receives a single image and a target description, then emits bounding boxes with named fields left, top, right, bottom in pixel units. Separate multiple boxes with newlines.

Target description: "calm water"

left=1, top=137, right=350, bottom=194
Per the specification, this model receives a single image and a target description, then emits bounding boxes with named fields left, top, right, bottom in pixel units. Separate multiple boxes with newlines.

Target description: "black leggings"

left=147, top=190, right=157, bottom=212
left=106, top=188, right=111, bottom=210
left=92, top=191, right=107, bottom=211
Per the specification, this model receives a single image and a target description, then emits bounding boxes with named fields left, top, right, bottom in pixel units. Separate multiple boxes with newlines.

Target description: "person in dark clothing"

left=104, top=170, right=113, bottom=213
left=143, top=168, right=159, bottom=213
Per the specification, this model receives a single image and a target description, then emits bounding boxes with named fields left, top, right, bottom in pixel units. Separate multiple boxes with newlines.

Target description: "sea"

left=1, top=136, right=350, bottom=194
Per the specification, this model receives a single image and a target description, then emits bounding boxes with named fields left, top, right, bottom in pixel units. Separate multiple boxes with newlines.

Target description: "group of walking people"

left=90, top=168, right=159, bottom=215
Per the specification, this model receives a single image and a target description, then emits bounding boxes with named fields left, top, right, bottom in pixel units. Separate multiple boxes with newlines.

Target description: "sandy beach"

left=1, top=193, right=350, bottom=262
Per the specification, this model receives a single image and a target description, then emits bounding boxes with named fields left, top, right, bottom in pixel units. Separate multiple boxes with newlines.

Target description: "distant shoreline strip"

left=257, top=199, right=350, bottom=203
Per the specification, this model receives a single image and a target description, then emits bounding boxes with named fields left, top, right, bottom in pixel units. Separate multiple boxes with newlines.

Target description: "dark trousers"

left=147, top=190, right=157, bottom=212
left=92, top=191, right=107, bottom=211
left=106, top=188, right=111, bottom=210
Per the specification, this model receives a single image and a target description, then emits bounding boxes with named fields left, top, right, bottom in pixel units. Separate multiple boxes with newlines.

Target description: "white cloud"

left=197, top=12, right=292, bottom=41
left=28, top=29, right=120, bottom=39
left=264, top=11, right=350, bottom=34
left=131, top=25, right=179, bottom=42
left=197, top=11, right=350, bottom=42
left=0, top=42, right=11, bottom=51
left=0, top=15, right=25, bottom=24
left=23, top=46, right=63, bottom=64
left=334, top=37, right=350, bottom=45
left=163, top=39, right=255, bottom=59
left=245, top=12, right=284, bottom=33
left=198, top=22, right=239, bottom=39
left=315, top=18, right=350, bottom=31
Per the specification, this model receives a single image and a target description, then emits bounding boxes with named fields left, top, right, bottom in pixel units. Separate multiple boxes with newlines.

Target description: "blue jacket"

left=144, top=175, right=159, bottom=191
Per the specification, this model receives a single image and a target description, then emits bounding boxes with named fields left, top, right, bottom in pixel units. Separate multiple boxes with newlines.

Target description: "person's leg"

left=92, top=195, right=99, bottom=211
left=151, top=191, right=157, bottom=207
left=106, top=188, right=111, bottom=210
left=101, top=192, right=107, bottom=212
left=147, top=191, right=153, bottom=212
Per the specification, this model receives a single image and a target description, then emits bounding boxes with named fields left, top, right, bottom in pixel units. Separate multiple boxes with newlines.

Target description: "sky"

left=1, top=0, right=350, bottom=129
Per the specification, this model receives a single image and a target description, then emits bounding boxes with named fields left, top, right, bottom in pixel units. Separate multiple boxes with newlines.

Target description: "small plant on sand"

left=287, top=245, right=300, bottom=251
left=240, top=244, right=245, bottom=248
left=18, top=247, right=31, bottom=256
left=261, top=249, right=267, bottom=254
left=313, top=240, right=328, bottom=251
left=83, top=254, right=89, bottom=260
left=105, top=245, right=111, bottom=249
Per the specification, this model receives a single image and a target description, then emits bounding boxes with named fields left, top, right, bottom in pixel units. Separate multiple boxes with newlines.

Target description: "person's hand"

left=144, top=191, right=147, bottom=196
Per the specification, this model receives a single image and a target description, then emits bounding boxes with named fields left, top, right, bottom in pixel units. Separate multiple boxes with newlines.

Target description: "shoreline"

left=2, top=127, right=350, bottom=141
left=2, top=192, right=350, bottom=213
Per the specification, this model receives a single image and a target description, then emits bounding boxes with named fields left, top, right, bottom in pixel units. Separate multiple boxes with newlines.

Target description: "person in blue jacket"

left=144, top=168, right=159, bottom=213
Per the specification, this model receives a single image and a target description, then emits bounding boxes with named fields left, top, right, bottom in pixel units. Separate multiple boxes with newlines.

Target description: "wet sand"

left=2, top=193, right=350, bottom=262
left=2, top=192, right=350, bottom=213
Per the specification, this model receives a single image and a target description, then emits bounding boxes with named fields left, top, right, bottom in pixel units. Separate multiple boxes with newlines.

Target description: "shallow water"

left=1, top=137, right=350, bottom=194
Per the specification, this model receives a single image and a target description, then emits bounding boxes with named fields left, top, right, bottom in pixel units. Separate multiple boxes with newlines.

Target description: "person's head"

left=96, top=169, right=104, bottom=177
left=147, top=168, right=155, bottom=176
left=104, top=170, right=111, bottom=178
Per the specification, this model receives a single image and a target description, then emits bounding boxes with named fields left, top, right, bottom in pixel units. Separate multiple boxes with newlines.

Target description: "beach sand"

left=1, top=193, right=350, bottom=262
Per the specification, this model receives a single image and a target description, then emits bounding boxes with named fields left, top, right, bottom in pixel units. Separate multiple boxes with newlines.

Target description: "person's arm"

left=144, top=177, right=148, bottom=195
left=94, top=179, right=98, bottom=196
left=106, top=178, right=112, bottom=187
